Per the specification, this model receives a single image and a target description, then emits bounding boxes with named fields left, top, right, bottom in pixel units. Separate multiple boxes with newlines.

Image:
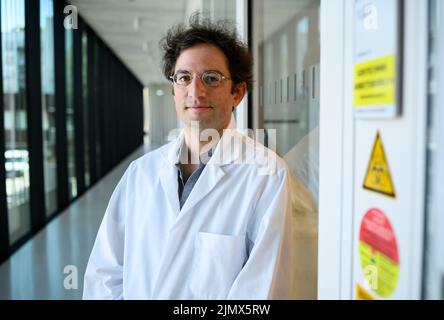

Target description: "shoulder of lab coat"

left=224, top=143, right=296, bottom=299
left=224, top=134, right=318, bottom=299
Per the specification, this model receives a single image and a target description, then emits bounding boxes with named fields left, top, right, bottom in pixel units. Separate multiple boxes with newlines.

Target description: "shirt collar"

left=165, top=115, right=241, bottom=166
left=174, top=138, right=215, bottom=168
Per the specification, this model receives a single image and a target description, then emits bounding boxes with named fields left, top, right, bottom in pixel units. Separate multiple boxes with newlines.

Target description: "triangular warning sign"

left=363, top=131, right=396, bottom=198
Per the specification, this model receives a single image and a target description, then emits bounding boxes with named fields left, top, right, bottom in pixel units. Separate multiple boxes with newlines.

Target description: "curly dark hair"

left=160, top=13, right=253, bottom=93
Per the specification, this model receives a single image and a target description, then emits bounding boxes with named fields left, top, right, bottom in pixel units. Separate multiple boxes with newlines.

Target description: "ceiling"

left=68, top=0, right=192, bottom=86
left=68, top=0, right=316, bottom=87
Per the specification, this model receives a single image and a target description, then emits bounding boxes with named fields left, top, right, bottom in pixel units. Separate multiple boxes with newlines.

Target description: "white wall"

left=146, top=84, right=179, bottom=147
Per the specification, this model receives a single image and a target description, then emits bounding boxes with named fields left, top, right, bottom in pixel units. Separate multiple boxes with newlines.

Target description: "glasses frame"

left=169, top=70, right=231, bottom=88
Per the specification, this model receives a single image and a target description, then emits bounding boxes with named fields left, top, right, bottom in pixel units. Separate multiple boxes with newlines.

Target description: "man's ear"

left=233, top=82, right=247, bottom=106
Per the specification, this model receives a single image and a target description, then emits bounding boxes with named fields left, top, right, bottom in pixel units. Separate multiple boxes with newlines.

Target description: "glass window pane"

left=93, top=39, right=101, bottom=177
left=65, top=28, right=76, bottom=199
left=252, top=1, right=320, bottom=299
left=202, top=0, right=236, bottom=20
left=82, top=30, right=90, bottom=187
left=1, top=0, right=30, bottom=244
left=254, top=0, right=320, bottom=205
left=40, top=0, right=57, bottom=216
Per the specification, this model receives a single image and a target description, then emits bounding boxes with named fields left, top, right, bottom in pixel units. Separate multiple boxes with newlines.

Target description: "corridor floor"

left=0, top=144, right=153, bottom=299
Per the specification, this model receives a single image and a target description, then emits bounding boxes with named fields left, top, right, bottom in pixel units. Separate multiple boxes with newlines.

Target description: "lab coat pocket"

left=189, top=232, right=246, bottom=299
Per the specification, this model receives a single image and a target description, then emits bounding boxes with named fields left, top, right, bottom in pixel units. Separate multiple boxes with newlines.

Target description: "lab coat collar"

left=165, top=115, right=241, bottom=167
left=159, top=115, right=242, bottom=218
left=174, top=136, right=215, bottom=168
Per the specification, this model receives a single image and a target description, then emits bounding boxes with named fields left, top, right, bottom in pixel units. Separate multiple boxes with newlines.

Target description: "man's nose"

left=187, top=75, right=207, bottom=98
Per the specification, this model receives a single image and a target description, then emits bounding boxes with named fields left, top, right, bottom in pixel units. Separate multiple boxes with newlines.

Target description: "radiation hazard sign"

left=363, top=131, right=396, bottom=198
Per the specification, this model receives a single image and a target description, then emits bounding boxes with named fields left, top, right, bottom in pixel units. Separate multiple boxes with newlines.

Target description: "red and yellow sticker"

left=359, top=208, right=399, bottom=298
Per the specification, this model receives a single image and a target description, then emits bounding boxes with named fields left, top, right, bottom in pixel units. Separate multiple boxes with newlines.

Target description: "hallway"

left=0, top=145, right=151, bottom=299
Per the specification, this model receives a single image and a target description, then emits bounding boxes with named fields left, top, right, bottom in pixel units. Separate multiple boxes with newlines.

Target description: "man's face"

left=172, top=43, right=246, bottom=133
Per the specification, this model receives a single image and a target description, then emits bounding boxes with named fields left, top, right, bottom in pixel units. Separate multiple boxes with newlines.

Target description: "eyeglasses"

left=169, top=70, right=231, bottom=87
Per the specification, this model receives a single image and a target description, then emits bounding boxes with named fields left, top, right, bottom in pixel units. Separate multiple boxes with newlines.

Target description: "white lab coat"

left=83, top=128, right=297, bottom=300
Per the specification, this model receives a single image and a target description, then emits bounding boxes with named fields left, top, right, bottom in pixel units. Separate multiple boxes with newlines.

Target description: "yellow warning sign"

left=355, top=283, right=376, bottom=300
left=363, top=131, right=396, bottom=198
left=354, top=54, right=396, bottom=107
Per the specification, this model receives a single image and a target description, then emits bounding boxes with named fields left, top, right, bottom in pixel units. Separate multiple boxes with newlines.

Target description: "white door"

left=318, top=0, right=430, bottom=299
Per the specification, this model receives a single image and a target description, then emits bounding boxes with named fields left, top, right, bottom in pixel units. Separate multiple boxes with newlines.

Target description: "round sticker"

left=359, top=208, right=399, bottom=298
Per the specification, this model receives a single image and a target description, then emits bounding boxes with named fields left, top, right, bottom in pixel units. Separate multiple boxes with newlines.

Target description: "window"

left=1, top=0, right=30, bottom=244
left=82, top=29, right=90, bottom=187
left=251, top=0, right=319, bottom=299
left=93, top=38, right=101, bottom=178
left=65, top=27, right=76, bottom=199
left=253, top=0, right=320, bottom=205
left=40, top=0, right=57, bottom=216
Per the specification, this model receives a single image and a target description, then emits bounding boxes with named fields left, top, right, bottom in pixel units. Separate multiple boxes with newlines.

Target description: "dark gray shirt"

left=175, top=146, right=214, bottom=209
left=177, top=163, right=206, bottom=209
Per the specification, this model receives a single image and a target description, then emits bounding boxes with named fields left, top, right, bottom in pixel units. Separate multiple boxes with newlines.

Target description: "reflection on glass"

left=253, top=0, right=319, bottom=299
left=65, top=28, right=76, bottom=199
left=41, top=0, right=57, bottom=216
left=93, top=38, right=101, bottom=178
left=255, top=0, right=320, bottom=204
left=82, top=30, right=90, bottom=187
left=201, top=0, right=236, bottom=20
left=1, top=0, right=30, bottom=244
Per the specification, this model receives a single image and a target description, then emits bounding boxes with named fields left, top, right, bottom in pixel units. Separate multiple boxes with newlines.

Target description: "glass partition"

left=40, top=0, right=57, bottom=216
left=82, top=29, right=90, bottom=187
left=1, top=0, right=30, bottom=244
left=65, top=27, right=76, bottom=199
left=252, top=0, right=320, bottom=299
left=254, top=0, right=320, bottom=204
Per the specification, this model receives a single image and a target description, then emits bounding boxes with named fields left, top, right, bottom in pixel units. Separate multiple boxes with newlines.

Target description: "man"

left=83, top=14, right=297, bottom=299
